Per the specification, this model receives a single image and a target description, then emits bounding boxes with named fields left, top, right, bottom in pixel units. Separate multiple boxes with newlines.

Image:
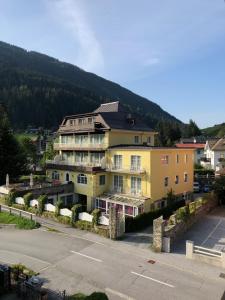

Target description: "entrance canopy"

left=95, top=193, right=148, bottom=218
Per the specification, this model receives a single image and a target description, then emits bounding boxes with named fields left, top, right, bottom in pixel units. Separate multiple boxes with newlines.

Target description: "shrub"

left=5, top=191, right=18, bottom=207
left=12, top=203, right=26, bottom=210
left=195, top=197, right=203, bottom=209
left=176, top=206, right=190, bottom=222
left=86, top=292, right=109, bottom=300
left=188, top=202, right=196, bottom=214
left=23, top=192, right=33, bottom=209
left=55, top=199, right=63, bottom=217
left=125, top=199, right=185, bottom=232
left=56, top=215, right=71, bottom=225
left=38, top=195, right=47, bottom=214
left=71, top=204, right=82, bottom=225
left=92, top=209, right=101, bottom=227
left=74, top=220, right=92, bottom=231
left=11, top=264, right=37, bottom=279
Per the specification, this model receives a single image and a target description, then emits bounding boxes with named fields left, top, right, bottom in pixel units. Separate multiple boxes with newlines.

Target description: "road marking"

left=70, top=251, right=102, bottom=262
left=201, top=219, right=223, bottom=246
left=105, top=288, right=135, bottom=300
left=131, top=271, right=175, bottom=288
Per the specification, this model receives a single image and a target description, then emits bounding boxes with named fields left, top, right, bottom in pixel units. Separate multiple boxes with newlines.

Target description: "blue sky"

left=0, top=0, right=225, bottom=128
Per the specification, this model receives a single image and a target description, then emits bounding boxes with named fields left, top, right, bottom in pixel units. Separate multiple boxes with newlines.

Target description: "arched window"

left=52, top=171, right=59, bottom=180
left=66, top=173, right=70, bottom=182
left=77, top=174, right=87, bottom=184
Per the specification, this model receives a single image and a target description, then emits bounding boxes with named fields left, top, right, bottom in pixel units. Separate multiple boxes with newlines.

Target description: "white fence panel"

left=79, top=212, right=93, bottom=222
left=15, top=197, right=25, bottom=205
left=99, top=215, right=109, bottom=226
left=60, top=208, right=72, bottom=217
left=44, top=203, right=56, bottom=212
left=30, top=199, right=38, bottom=207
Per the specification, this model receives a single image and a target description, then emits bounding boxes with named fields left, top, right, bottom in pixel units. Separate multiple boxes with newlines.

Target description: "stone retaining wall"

left=153, top=196, right=218, bottom=252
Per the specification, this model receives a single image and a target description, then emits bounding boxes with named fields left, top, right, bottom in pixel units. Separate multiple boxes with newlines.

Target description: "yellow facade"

left=47, top=146, right=194, bottom=212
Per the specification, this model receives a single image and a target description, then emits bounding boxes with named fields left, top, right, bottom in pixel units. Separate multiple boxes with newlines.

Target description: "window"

left=90, top=134, right=104, bottom=145
left=131, top=177, right=141, bottom=195
left=95, top=198, right=106, bottom=212
left=88, top=117, right=93, bottom=124
left=77, top=174, right=87, bottom=184
left=131, top=155, right=141, bottom=171
left=125, top=205, right=134, bottom=216
left=185, top=154, right=188, bottom=163
left=134, top=136, right=139, bottom=144
left=78, top=118, right=85, bottom=125
left=66, top=173, right=70, bottom=182
left=99, top=175, right=106, bottom=185
left=164, top=177, right=169, bottom=187
left=176, top=154, right=179, bottom=163
left=184, top=173, right=188, bottom=183
left=147, top=136, right=151, bottom=144
left=175, top=175, right=179, bottom=184
left=75, top=135, right=88, bottom=144
left=75, top=152, right=88, bottom=164
left=52, top=171, right=59, bottom=180
left=113, top=155, right=122, bottom=169
left=91, top=152, right=104, bottom=165
left=69, top=120, right=73, bottom=126
left=161, top=155, right=169, bottom=165
left=114, top=175, right=123, bottom=192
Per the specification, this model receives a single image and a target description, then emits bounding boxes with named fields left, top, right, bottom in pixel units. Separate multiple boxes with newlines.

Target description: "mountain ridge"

left=0, top=40, right=181, bottom=129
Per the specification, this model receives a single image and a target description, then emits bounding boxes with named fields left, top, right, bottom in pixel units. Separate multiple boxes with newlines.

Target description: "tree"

left=0, top=104, right=27, bottom=184
left=213, top=177, right=225, bottom=205
left=185, top=119, right=202, bottom=138
left=156, top=121, right=181, bottom=146
left=20, top=137, right=37, bottom=166
left=40, top=140, right=56, bottom=168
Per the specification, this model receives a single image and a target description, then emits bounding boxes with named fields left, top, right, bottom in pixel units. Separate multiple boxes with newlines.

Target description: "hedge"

left=71, top=204, right=82, bottom=225
left=38, top=195, right=47, bottom=214
left=125, top=200, right=185, bottom=232
left=23, top=192, right=33, bottom=209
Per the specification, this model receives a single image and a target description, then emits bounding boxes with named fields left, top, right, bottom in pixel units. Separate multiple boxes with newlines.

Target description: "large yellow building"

left=46, top=102, right=194, bottom=218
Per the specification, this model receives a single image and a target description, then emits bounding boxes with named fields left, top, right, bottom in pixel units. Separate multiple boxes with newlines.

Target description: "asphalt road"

left=1, top=226, right=225, bottom=300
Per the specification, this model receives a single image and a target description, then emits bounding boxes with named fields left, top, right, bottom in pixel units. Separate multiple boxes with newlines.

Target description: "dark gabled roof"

left=58, top=101, right=155, bottom=133
left=100, top=111, right=154, bottom=132
left=94, top=101, right=125, bottom=113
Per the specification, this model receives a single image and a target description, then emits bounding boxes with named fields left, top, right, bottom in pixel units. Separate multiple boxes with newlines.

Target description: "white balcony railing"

left=46, top=159, right=102, bottom=168
left=106, top=165, right=146, bottom=174
left=54, top=142, right=108, bottom=150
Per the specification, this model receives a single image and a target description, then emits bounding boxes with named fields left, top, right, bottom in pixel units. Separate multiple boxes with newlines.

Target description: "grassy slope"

left=0, top=212, right=38, bottom=229
left=202, top=123, right=225, bottom=137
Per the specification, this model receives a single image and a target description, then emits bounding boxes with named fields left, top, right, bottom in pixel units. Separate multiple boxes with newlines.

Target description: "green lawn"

left=0, top=212, right=39, bottom=229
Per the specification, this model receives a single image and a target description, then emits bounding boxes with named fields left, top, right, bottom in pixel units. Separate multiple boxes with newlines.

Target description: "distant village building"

left=201, top=138, right=225, bottom=171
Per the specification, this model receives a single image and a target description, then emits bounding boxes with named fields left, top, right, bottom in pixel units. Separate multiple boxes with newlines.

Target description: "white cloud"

left=45, top=0, right=104, bottom=73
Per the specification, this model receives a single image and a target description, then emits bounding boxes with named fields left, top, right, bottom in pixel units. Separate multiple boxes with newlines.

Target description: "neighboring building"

left=201, top=138, right=225, bottom=170
left=46, top=102, right=194, bottom=217
left=176, top=143, right=205, bottom=165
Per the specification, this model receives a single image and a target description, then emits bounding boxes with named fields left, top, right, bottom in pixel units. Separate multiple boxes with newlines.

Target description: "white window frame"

left=131, top=155, right=141, bottom=171
left=77, top=174, right=87, bottom=184
left=131, top=177, right=141, bottom=195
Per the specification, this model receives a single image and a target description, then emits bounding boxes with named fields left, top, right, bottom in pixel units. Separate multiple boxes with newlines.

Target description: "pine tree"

left=0, top=104, right=27, bottom=184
